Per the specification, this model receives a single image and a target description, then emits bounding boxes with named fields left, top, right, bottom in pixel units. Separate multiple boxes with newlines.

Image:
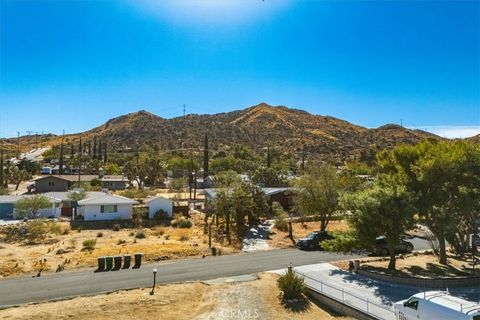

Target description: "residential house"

left=204, top=187, right=295, bottom=212
left=76, top=194, right=138, bottom=221
left=145, top=196, right=173, bottom=219
left=33, top=175, right=98, bottom=193
left=100, top=175, right=129, bottom=191
left=0, top=195, right=61, bottom=219
left=43, top=191, right=107, bottom=218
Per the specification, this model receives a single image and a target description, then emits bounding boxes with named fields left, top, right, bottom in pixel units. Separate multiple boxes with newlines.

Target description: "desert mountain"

left=2, top=103, right=441, bottom=161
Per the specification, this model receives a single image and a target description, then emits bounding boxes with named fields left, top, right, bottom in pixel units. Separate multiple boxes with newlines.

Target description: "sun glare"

left=128, top=0, right=292, bottom=26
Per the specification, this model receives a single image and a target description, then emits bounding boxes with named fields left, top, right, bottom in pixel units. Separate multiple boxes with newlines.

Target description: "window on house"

left=100, top=205, right=117, bottom=213
left=48, top=181, right=55, bottom=186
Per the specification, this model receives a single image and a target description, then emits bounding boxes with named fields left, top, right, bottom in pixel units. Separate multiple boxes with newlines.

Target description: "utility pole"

left=59, top=130, right=65, bottom=174
left=0, top=149, right=4, bottom=189
left=203, top=133, right=209, bottom=178
left=77, top=136, right=82, bottom=188
left=16, top=131, right=20, bottom=158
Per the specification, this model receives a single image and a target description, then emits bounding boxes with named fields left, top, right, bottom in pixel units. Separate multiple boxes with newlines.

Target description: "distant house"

left=0, top=195, right=61, bottom=219
left=145, top=196, right=173, bottom=219
left=204, top=187, right=295, bottom=212
left=33, top=175, right=98, bottom=193
left=100, top=176, right=129, bottom=191
left=77, top=194, right=138, bottom=221
left=43, top=191, right=107, bottom=218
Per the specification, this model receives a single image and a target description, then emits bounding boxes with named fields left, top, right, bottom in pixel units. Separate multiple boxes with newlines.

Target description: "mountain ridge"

left=1, top=103, right=449, bottom=161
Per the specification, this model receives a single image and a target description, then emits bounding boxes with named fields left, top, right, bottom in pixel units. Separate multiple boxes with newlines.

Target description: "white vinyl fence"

left=297, top=271, right=397, bottom=320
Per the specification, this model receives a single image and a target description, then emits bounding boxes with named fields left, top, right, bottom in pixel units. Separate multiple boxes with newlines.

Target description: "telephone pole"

left=16, top=131, right=20, bottom=158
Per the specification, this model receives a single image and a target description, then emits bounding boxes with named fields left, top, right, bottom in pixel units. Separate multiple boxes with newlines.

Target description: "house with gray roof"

left=76, top=194, right=138, bottom=221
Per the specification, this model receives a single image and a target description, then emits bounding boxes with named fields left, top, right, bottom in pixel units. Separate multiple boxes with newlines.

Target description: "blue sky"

left=0, top=0, right=479, bottom=138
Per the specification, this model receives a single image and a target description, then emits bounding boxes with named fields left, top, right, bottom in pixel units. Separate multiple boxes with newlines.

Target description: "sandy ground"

left=0, top=215, right=238, bottom=278
left=337, top=252, right=474, bottom=278
left=0, top=273, right=353, bottom=320
left=268, top=220, right=350, bottom=249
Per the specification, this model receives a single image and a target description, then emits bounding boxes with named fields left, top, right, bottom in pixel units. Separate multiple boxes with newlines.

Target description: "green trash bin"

left=105, top=256, right=113, bottom=271
left=123, top=255, right=131, bottom=269
left=133, top=253, right=142, bottom=269
left=96, top=257, right=106, bottom=272
left=113, top=256, right=122, bottom=270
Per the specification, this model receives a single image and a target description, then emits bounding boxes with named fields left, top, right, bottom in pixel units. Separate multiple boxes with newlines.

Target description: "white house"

left=0, top=195, right=62, bottom=219
left=77, top=194, right=138, bottom=221
left=145, top=196, right=173, bottom=219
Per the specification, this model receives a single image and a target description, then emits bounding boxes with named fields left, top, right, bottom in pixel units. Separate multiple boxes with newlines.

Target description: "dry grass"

left=268, top=220, right=350, bottom=249
left=0, top=273, right=353, bottom=320
left=0, top=215, right=237, bottom=278
left=358, top=252, right=474, bottom=278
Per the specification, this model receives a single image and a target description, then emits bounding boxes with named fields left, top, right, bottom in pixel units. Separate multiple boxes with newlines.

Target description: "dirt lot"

left=0, top=215, right=237, bottom=278
left=0, top=273, right=353, bottom=320
left=336, top=251, right=474, bottom=278
left=268, top=220, right=350, bottom=249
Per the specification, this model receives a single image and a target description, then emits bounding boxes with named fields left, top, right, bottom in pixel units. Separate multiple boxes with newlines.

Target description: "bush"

left=154, top=227, right=166, bottom=237
left=26, top=220, right=50, bottom=243
left=277, top=265, right=305, bottom=300
left=177, top=219, right=193, bottom=229
left=117, top=239, right=126, bottom=245
left=82, top=239, right=97, bottom=251
left=153, top=209, right=170, bottom=220
left=180, top=235, right=189, bottom=241
left=275, top=213, right=289, bottom=232
left=112, top=224, right=121, bottom=231
left=97, top=232, right=103, bottom=238
left=135, top=230, right=146, bottom=239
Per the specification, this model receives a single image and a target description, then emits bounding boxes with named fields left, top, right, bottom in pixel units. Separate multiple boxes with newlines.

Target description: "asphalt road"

left=0, top=249, right=361, bottom=307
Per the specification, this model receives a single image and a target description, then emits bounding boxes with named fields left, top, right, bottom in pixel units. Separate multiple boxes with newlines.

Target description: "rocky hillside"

left=2, top=103, right=442, bottom=161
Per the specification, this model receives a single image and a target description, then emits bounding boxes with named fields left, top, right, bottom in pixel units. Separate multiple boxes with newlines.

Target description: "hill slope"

left=2, top=103, right=441, bottom=161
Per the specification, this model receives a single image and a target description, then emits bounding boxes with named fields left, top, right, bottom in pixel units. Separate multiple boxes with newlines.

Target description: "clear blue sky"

left=1, top=0, right=479, bottom=138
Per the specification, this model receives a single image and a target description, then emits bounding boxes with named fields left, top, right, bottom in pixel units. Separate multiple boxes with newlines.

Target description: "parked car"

left=373, top=236, right=414, bottom=256
left=296, top=231, right=334, bottom=250
left=394, top=291, right=480, bottom=320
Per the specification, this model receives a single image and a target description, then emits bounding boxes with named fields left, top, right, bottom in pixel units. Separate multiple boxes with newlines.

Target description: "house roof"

left=145, top=196, right=173, bottom=204
left=101, top=175, right=128, bottom=182
left=34, top=175, right=99, bottom=183
left=0, top=195, right=62, bottom=204
left=43, top=191, right=107, bottom=201
left=204, top=187, right=294, bottom=200
left=77, top=194, right=138, bottom=206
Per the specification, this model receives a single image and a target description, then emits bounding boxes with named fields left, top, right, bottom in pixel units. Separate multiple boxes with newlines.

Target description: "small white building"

left=145, top=196, right=173, bottom=219
left=77, top=194, right=138, bottom=221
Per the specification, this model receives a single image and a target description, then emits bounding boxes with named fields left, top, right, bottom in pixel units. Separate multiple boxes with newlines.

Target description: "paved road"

left=0, top=249, right=361, bottom=307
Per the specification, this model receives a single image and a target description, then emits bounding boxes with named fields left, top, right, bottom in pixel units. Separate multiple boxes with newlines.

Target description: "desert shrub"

left=56, top=263, right=65, bottom=272
left=320, top=231, right=360, bottom=252
left=68, top=239, right=77, bottom=249
left=112, top=224, right=121, bottom=231
left=26, top=220, right=50, bottom=243
left=177, top=219, right=193, bottom=229
left=277, top=265, right=305, bottom=300
left=135, top=230, right=146, bottom=239
left=97, top=232, right=103, bottom=238
left=50, top=223, right=70, bottom=236
left=275, top=213, right=289, bottom=232
left=82, top=239, right=97, bottom=251
left=90, top=178, right=102, bottom=187
left=164, top=234, right=170, bottom=240
left=180, top=235, right=189, bottom=241
left=154, top=227, right=166, bottom=237
left=117, top=239, right=126, bottom=245
left=169, top=177, right=187, bottom=191
left=153, top=209, right=170, bottom=220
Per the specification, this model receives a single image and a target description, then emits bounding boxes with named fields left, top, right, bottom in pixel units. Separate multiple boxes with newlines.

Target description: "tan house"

left=34, top=175, right=98, bottom=193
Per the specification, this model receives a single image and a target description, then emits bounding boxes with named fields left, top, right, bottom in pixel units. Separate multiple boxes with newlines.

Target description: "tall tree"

left=203, top=134, right=209, bottom=178
left=59, top=137, right=64, bottom=174
left=0, top=149, right=4, bottom=188
left=343, top=182, right=414, bottom=270
left=103, top=143, right=108, bottom=163
left=377, top=140, right=480, bottom=265
left=15, top=195, right=52, bottom=219
left=294, top=163, right=340, bottom=231
left=93, top=137, right=97, bottom=160
left=266, top=145, right=271, bottom=168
